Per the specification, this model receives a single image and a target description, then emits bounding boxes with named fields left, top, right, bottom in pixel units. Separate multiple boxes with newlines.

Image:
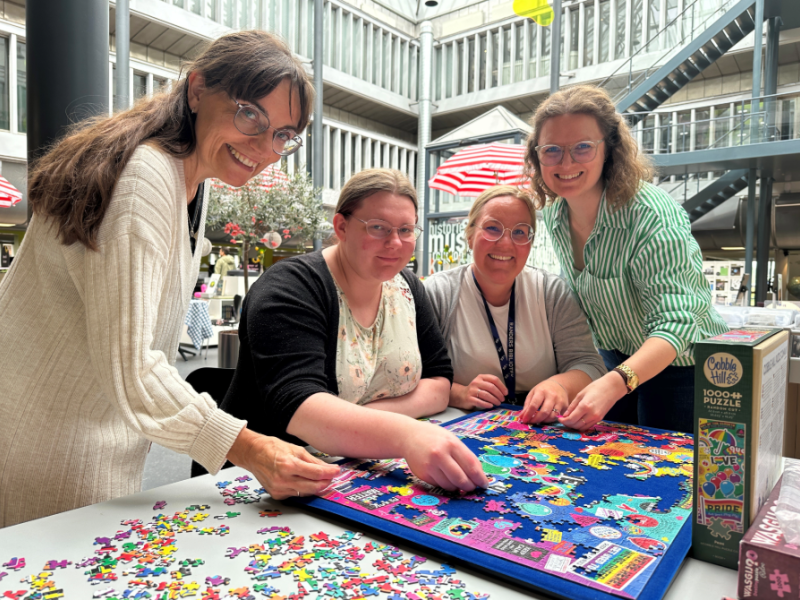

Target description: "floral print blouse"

left=332, top=272, right=422, bottom=405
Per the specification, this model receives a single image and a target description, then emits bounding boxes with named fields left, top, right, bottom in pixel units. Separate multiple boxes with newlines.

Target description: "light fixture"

left=0, top=223, right=15, bottom=227
left=425, top=0, right=439, bottom=5
left=721, top=247, right=746, bottom=251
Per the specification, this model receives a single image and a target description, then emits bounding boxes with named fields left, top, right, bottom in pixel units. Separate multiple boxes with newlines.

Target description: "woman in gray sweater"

left=425, top=185, right=606, bottom=425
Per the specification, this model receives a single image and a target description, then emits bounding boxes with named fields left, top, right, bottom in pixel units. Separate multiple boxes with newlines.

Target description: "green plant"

left=206, top=165, right=329, bottom=293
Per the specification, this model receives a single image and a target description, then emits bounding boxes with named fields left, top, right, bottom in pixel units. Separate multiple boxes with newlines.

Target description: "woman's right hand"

left=227, top=427, right=341, bottom=500
left=401, top=421, right=489, bottom=492
left=451, top=375, right=507, bottom=410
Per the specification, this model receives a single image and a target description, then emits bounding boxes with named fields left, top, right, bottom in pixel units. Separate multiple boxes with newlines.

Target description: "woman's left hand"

left=520, top=380, right=569, bottom=424
left=559, top=372, right=628, bottom=432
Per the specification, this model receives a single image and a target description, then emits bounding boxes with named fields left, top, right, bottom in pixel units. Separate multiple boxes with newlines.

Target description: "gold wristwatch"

left=613, top=364, right=640, bottom=394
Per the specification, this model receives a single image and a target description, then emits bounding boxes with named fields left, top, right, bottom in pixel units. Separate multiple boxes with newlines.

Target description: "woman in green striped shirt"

left=524, top=85, right=727, bottom=434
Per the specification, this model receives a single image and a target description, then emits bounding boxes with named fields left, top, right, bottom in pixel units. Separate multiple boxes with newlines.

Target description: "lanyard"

left=472, top=271, right=515, bottom=400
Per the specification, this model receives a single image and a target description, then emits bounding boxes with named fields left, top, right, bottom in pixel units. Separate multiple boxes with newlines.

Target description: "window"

left=491, top=30, right=499, bottom=88
left=641, top=114, right=656, bottom=153
left=585, top=4, right=595, bottom=66
left=615, top=0, right=627, bottom=60
left=665, top=0, right=679, bottom=49
left=187, top=0, right=201, bottom=14
left=222, top=0, right=234, bottom=27
left=467, top=36, right=476, bottom=93
left=695, top=109, right=710, bottom=150
left=16, top=40, right=25, bottom=133
left=133, top=72, right=147, bottom=101
left=658, top=113, right=672, bottom=153
left=514, top=25, right=523, bottom=82
left=206, top=0, right=217, bottom=20
left=238, top=0, right=248, bottom=29
left=676, top=110, right=692, bottom=152
left=780, top=99, right=796, bottom=141
left=631, top=0, right=643, bottom=54
left=154, top=76, right=169, bottom=94
left=0, top=37, right=8, bottom=130
left=479, top=32, right=487, bottom=90
left=569, top=8, right=579, bottom=69
left=172, top=0, right=184, bottom=8
left=714, top=105, right=731, bottom=147
left=503, top=27, right=512, bottom=85
left=457, top=39, right=465, bottom=94
left=599, top=1, right=610, bottom=63
left=647, top=0, right=661, bottom=48
left=528, top=22, right=537, bottom=78
left=540, top=26, right=551, bottom=76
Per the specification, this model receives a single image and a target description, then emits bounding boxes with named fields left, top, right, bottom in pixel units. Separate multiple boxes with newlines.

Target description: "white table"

left=0, top=411, right=740, bottom=600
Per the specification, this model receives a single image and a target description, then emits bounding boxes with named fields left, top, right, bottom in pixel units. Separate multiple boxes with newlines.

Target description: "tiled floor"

left=141, top=345, right=220, bottom=491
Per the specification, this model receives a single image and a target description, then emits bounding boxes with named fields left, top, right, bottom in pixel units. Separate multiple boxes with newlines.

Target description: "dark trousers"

left=599, top=348, right=695, bottom=434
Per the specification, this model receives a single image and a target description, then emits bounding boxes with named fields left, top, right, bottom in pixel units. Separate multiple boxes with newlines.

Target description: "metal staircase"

left=601, top=0, right=761, bottom=124
left=680, top=169, right=750, bottom=222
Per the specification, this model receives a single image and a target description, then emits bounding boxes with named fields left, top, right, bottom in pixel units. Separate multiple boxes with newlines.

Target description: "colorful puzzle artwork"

left=696, top=418, right=746, bottom=538
left=304, top=407, right=694, bottom=600
left=1, top=475, right=490, bottom=600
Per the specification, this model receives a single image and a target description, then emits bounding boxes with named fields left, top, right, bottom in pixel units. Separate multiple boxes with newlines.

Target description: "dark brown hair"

left=524, top=85, right=654, bottom=210
left=335, top=169, right=418, bottom=218
left=29, top=30, right=313, bottom=250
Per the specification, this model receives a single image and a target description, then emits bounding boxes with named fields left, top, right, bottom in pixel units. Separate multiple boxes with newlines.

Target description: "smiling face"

left=537, top=113, right=606, bottom=205
left=469, top=196, right=533, bottom=290
left=189, top=76, right=301, bottom=187
left=334, top=191, right=418, bottom=283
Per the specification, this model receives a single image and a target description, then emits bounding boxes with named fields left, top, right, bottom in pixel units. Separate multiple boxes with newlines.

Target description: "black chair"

left=186, top=367, right=234, bottom=478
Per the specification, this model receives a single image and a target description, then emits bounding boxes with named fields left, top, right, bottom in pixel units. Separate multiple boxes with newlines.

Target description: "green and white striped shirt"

left=542, top=181, right=728, bottom=367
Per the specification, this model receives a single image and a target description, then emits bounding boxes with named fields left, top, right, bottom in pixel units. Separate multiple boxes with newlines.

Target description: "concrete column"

left=323, top=124, right=331, bottom=189
left=550, top=0, right=562, bottom=94
left=9, top=34, right=17, bottom=134
left=578, top=2, right=585, bottom=69
left=485, top=29, right=493, bottom=90
left=116, top=0, right=130, bottom=111
left=354, top=134, right=362, bottom=173
left=744, top=168, right=756, bottom=303
left=364, top=136, right=372, bottom=169
left=510, top=23, right=517, bottom=84
left=27, top=0, right=109, bottom=167
left=756, top=171, right=772, bottom=303
left=522, top=19, right=530, bottom=79
left=473, top=33, right=480, bottom=90
left=312, top=0, right=324, bottom=250
left=752, top=0, right=764, bottom=103
left=416, top=20, right=434, bottom=272
left=332, top=128, right=342, bottom=189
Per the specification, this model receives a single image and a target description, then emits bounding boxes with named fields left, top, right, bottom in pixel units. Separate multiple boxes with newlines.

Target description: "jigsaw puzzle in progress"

left=306, top=407, right=695, bottom=600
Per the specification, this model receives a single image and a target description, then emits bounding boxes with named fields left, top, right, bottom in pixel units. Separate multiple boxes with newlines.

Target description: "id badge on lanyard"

left=472, top=272, right=515, bottom=401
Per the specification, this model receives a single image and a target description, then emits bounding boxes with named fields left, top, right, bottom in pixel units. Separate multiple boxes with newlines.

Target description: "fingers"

left=480, top=374, right=508, bottom=397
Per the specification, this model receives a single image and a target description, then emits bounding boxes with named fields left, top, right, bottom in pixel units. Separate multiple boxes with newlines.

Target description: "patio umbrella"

left=0, top=176, right=22, bottom=208
left=210, top=163, right=290, bottom=191
left=428, top=142, right=528, bottom=197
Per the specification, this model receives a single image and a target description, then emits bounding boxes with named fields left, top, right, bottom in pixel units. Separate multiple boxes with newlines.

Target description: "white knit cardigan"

left=0, top=145, right=246, bottom=528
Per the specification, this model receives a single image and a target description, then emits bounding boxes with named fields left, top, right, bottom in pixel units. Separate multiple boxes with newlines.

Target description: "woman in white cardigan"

left=0, top=31, right=338, bottom=528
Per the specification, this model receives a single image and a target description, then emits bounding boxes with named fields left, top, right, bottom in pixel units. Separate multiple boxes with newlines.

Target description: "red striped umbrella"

left=210, top=164, right=290, bottom=191
left=0, top=176, right=22, bottom=208
left=428, top=142, right=528, bottom=197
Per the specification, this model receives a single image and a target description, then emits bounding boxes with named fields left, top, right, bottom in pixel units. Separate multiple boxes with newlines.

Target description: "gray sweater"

left=425, top=265, right=606, bottom=388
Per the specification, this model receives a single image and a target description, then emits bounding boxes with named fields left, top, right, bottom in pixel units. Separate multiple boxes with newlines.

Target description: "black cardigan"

left=220, top=251, right=453, bottom=442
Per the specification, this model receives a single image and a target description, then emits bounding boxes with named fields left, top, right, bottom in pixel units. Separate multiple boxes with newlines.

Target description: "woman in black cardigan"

left=222, top=169, right=488, bottom=495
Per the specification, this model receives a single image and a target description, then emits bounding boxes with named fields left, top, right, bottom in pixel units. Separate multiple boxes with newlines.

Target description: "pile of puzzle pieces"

left=1, top=475, right=490, bottom=600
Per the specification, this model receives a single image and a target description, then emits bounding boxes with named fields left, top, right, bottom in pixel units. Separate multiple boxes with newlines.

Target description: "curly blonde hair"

left=523, top=85, right=654, bottom=210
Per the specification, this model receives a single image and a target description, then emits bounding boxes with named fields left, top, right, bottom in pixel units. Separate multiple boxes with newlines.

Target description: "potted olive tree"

left=206, top=165, right=329, bottom=294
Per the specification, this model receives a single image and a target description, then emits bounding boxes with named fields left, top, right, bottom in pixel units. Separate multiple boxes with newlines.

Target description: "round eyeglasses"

left=233, top=100, right=303, bottom=156
left=534, top=139, right=604, bottom=167
left=480, top=218, right=534, bottom=245
left=355, top=218, right=422, bottom=242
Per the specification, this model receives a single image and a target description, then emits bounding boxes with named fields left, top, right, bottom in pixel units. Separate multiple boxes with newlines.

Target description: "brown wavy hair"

left=523, top=85, right=653, bottom=210
left=29, top=30, right=313, bottom=250
left=335, top=169, right=418, bottom=218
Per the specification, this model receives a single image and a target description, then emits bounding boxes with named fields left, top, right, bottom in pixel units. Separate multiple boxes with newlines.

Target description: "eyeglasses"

left=232, top=100, right=303, bottom=156
left=355, top=218, right=422, bottom=242
left=480, top=218, right=534, bottom=245
left=534, top=139, right=604, bottom=166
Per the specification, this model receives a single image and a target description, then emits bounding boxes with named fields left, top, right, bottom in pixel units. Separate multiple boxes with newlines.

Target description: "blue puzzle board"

left=298, top=406, right=694, bottom=600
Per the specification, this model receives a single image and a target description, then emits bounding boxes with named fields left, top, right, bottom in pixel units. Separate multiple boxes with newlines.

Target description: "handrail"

left=600, top=0, right=743, bottom=104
